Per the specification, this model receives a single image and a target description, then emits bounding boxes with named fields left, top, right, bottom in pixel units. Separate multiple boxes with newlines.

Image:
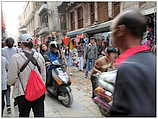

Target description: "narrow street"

left=1, top=1, right=156, bottom=117
left=3, top=67, right=103, bottom=118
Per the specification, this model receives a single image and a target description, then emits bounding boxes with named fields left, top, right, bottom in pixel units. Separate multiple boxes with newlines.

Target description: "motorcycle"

left=46, top=60, right=73, bottom=107
left=92, top=70, right=117, bottom=116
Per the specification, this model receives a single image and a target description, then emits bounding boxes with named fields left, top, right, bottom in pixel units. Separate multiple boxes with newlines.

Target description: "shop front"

left=65, top=20, right=112, bottom=48
left=141, top=7, right=156, bottom=49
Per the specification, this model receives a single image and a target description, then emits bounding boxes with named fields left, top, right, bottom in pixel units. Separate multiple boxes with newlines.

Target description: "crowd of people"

left=1, top=9, right=156, bottom=117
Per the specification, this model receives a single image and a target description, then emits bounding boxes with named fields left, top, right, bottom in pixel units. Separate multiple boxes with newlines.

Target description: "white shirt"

left=2, top=47, right=18, bottom=63
left=7, top=48, right=46, bottom=98
left=1, top=56, right=8, bottom=90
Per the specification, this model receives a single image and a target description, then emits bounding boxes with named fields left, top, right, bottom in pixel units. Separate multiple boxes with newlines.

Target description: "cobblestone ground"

left=3, top=67, right=103, bottom=118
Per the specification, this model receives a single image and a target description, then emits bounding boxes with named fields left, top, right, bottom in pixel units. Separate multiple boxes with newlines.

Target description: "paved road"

left=3, top=67, right=103, bottom=117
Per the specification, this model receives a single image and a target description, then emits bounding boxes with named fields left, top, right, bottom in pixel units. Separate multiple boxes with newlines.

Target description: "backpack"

left=18, top=51, right=46, bottom=102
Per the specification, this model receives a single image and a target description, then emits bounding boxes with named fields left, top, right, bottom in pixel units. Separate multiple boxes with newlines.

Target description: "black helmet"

left=106, top=47, right=118, bottom=54
left=5, top=37, right=15, bottom=48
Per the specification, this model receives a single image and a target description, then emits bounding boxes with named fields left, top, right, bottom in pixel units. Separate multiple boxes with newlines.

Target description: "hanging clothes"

left=69, top=39, right=73, bottom=50
left=63, top=37, right=70, bottom=46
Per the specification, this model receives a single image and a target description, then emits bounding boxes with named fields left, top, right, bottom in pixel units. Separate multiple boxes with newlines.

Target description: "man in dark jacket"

left=84, top=37, right=98, bottom=78
left=109, top=10, right=156, bottom=116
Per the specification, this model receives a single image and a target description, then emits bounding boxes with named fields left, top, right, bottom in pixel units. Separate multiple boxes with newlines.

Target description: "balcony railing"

left=38, top=23, right=49, bottom=35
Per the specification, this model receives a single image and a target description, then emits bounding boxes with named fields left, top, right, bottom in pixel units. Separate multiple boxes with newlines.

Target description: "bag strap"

left=20, top=51, right=41, bottom=74
left=18, top=72, right=25, bottom=93
left=17, top=52, right=34, bottom=94
left=17, top=51, right=41, bottom=93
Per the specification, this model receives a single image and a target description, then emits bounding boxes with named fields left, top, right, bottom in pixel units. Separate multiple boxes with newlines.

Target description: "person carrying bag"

left=8, top=34, right=46, bottom=117
left=18, top=51, right=46, bottom=102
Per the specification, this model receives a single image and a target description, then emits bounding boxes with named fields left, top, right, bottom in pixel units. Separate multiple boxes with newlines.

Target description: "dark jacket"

left=110, top=51, right=156, bottom=117
left=84, top=44, right=98, bottom=60
left=77, top=45, right=84, bottom=57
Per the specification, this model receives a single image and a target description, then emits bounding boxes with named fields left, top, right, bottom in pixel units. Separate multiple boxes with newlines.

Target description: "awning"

left=66, top=20, right=112, bottom=37
left=66, top=28, right=86, bottom=38
left=141, top=7, right=156, bottom=15
left=84, top=20, right=112, bottom=34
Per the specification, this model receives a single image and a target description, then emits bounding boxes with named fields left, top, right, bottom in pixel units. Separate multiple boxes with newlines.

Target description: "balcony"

left=38, top=23, right=49, bottom=35
left=38, top=3, right=48, bottom=16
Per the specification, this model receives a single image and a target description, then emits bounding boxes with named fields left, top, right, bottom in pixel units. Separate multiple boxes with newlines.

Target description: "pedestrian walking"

left=2, top=37, right=18, bottom=114
left=77, top=42, right=84, bottom=71
left=7, top=33, right=46, bottom=117
left=34, top=44, right=40, bottom=52
left=40, top=44, right=49, bottom=62
left=109, top=10, right=156, bottom=116
left=17, top=41, right=22, bottom=53
left=100, top=40, right=108, bottom=56
left=1, top=56, right=8, bottom=117
left=65, top=46, right=73, bottom=75
left=83, top=34, right=89, bottom=46
left=2, top=40, right=6, bottom=48
left=84, top=37, right=98, bottom=78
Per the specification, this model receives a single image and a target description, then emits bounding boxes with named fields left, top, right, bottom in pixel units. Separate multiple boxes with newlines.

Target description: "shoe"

left=84, top=76, right=88, bottom=79
left=7, top=107, right=11, bottom=114
left=14, top=101, right=18, bottom=107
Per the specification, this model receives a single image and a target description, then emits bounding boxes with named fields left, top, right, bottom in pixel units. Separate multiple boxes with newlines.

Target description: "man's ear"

left=116, top=25, right=127, bottom=37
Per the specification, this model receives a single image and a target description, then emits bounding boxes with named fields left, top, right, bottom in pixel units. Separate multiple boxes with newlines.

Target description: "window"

left=90, top=3, right=95, bottom=25
left=112, top=2, right=120, bottom=18
left=70, top=12, right=75, bottom=31
left=60, top=14, right=66, bottom=30
left=97, top=2, right=108, bottom=22
left=139, top=2, right=146, bottom=7
left=77, top=7, right=83, bottom=28
left=40, top=13, right=48, bottom=28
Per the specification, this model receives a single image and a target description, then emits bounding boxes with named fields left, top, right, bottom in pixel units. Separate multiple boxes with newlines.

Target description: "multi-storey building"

left=58, top=1, right=156, bottom=39
left=19, top=1, right=62, bottom=44
left=58, top=2, right=121, bottom=38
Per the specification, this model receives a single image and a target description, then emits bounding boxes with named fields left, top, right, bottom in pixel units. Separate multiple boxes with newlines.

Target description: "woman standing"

left=65, top=46, right=73, bottom=75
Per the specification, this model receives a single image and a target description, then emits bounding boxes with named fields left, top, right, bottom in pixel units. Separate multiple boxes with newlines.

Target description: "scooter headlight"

left=58, top=73, right=69, bottom=83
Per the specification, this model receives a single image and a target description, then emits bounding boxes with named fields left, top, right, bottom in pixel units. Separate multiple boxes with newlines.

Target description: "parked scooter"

left=46, top=60, right=73, bottom=107
left=92, top=70, right=117, bottom=116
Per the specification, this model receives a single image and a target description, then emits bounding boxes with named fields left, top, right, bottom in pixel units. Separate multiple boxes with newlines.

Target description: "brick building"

left=58, top=1, right=156, bottom=41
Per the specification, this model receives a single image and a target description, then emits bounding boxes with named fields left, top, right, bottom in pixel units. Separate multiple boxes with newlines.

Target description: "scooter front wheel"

left=58, top=88, right=73, bottom=107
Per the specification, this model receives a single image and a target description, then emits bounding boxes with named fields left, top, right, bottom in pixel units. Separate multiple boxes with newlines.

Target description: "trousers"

left=90, top=75, right=99, bottom=98
left=85, top=59, right=95, bottom=77
left=15, top=95, right=45, bottom=117
left=78, top=56, right=84, bottom=71
left=2, top=90, right=7, bottom=117
left=6, top=85, right=11, bottom=107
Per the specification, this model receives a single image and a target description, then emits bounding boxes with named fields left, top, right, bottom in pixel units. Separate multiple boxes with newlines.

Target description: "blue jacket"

left=47, top=52, right=59, bottom=62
